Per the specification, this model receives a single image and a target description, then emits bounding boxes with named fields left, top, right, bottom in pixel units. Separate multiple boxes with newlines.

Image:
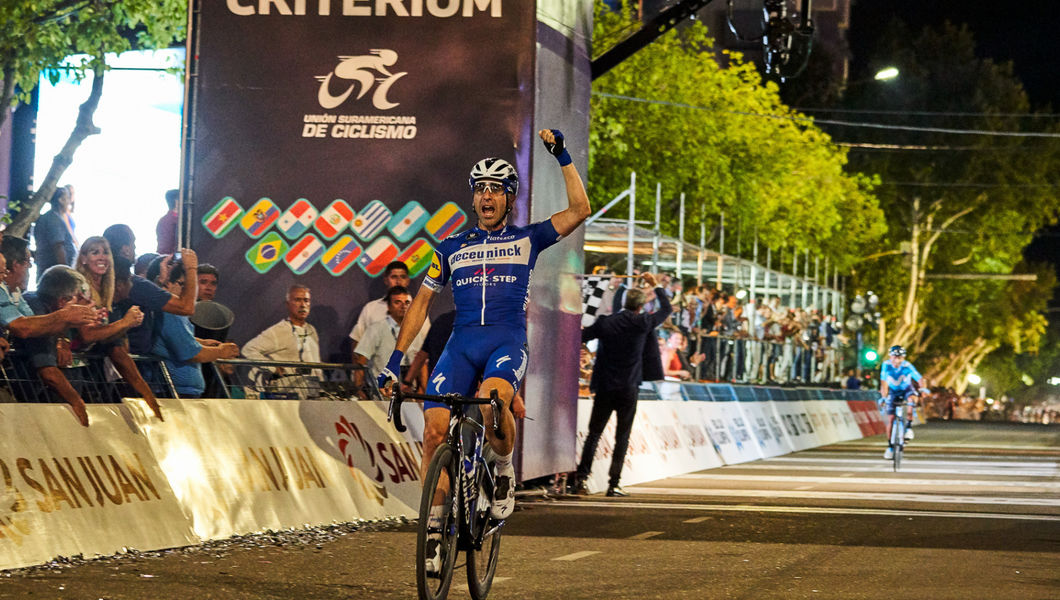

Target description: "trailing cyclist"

left=378, top=128, right=590, bottom=575
left=879, top=345, right=922, bottom=459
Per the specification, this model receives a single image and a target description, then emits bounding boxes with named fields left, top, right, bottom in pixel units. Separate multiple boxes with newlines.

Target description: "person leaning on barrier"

left=353, top=284, right=427, bottom=397
left=0, top=236, right=98, bottom=361
left=241, top=284, right=322, bottom=399
left=147, top=258, right=239, bottom=398
left=18, top=266, right=103, bottom=425
left=106, top=226, right=197, bottom=355
left=573, top=272, right=672, bottom=497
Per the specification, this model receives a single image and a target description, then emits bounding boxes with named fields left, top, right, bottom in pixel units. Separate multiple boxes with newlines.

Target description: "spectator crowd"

left=579, top=268, right=848, bottom=395
left=0, top=187, right=434, bottom=425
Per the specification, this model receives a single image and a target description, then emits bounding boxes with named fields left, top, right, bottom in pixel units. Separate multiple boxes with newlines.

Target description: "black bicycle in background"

left=388, top=386, right=507, bottom=600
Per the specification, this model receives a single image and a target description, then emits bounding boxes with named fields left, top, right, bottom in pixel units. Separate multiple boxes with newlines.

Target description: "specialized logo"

left=316, top=50, right=406, bottom=110
left=514, top=348, right=528, bottom=381
left=432, top=373, right=447, bottom=393
left=495, top=355, right=511, bottom=368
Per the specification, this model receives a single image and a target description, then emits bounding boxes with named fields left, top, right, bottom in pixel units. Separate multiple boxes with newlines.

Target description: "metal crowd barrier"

left=0, top=351, right=380, bottom=404
left=689, top=334, right=844, bottom=385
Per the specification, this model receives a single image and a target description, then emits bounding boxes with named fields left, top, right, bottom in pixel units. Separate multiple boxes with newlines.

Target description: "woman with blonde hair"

left=75, top=236, right=116, bottom=314
left=73, top=239, right=164, bottom=419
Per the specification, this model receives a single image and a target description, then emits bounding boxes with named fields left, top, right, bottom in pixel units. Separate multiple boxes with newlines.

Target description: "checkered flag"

left=581, top=275, right=607, bottom=327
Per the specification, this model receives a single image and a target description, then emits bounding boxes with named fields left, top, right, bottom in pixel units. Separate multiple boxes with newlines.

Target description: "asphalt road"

left=3, top=421, right=1058, bottom=599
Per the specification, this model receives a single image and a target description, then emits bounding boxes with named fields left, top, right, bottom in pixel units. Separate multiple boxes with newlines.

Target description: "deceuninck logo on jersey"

left=301, top=49, right=417, bottom=141
left=449, top=238, right=532, bottom=270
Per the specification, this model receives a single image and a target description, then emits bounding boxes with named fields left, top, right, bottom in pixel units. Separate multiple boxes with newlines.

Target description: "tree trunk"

left=0, top=65, right=14, bottom=136
left=7, top=66, right=104, bottom=238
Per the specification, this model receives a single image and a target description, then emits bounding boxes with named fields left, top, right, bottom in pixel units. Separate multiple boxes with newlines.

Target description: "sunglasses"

left=473, top=182, right=506, bottom=195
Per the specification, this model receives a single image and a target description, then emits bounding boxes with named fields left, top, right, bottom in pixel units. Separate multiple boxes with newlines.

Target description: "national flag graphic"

left=425, top=202, right=467, bottom=242
left=202, top=197, right=244, bottom=238
left=285, top=234, right=325, bottom=274
left=245, top=232, right=288, bottom=274
left=240, top=198, right=281, bottom=238
left=277, top=198, right=319, bottom=239
left=314, top=199, right=355, bottom=239
left=386, top=201, right=430, bottom=242
left=351, top=199, right=392, bottom=241
left=358, top=236, right=399, bottom=277
left=398, top=238, right=434, bottom=277
left=322, top=235, right=363, bottom=276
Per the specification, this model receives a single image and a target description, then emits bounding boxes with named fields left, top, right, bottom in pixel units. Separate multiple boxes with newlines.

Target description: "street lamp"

left=874, top=67, right=900, bottom=81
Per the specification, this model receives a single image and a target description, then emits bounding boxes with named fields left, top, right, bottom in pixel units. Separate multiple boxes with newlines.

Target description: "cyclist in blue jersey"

left=378, top=128, right=589, bottom=572
left=879, top=345, right=922, bottom=459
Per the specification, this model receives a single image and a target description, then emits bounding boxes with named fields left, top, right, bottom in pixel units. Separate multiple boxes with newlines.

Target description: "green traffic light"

left=864, top=349, right=878, bottom=362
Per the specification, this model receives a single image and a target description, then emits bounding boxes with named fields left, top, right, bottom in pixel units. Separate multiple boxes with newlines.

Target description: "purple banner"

left=187, top=1, right=535, bottom=360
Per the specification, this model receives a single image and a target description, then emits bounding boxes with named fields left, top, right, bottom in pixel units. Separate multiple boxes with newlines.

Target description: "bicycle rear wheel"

left=891, top=421, right=903, bottom=472
left=417, top=444, right=458, bottom=600
left=466, top=483, right=502, bottom=599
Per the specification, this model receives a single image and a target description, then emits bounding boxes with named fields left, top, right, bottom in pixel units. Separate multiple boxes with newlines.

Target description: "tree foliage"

left=589, top=2, right=884, bottom=271
left=843, top=21, right=1060, bottom=392
left=0, top=0, right=185, bottom=235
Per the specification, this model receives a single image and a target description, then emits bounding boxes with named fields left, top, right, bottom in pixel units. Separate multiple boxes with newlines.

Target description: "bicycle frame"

left=388, top=387, right=507, bottom=548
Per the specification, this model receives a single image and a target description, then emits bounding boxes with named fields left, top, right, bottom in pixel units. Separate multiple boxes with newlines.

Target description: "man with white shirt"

left=353, top=285, right=426, bottom=394
left=349, top=261, right=429, bottom=353
left=242, top=284, right=321, bottom=398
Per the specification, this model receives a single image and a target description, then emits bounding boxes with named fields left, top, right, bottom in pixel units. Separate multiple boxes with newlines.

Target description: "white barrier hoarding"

left=735, top=401, right=790, bottom=458
left=576, top=400, right=723, bottom=493
left=125, top=398, right=424, bottom=540
left=0, top=403, right=196, bottom=570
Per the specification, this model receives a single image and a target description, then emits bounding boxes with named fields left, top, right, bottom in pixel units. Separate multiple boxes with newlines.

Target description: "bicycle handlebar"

left=386, top=386, right=507, bottom=439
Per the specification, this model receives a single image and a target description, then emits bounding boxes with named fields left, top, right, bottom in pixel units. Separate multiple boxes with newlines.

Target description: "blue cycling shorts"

left=885, top=388, right=917, bottom=416
left=424, top=325, right=528, bottom=411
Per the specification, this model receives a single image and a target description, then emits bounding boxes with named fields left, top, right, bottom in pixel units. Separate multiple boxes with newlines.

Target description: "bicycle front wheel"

left=417, top=444, right=458, bottom=600
left=466, top=493, right=502, bottom=599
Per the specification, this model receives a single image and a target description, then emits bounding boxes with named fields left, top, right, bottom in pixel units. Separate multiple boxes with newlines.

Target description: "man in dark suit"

left=574, top=272, right=672, bottom=497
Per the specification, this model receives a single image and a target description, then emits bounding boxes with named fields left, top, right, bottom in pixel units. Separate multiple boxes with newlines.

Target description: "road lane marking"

left=628, top=486, right=1060, bottom=507
left=725, top=463, right=1059, bottom=477
left=684, top=516, right=712, bottom=523
left=545, top=500, right=1060, bottom=521
left=552, top=551, right=601, bottom=561
left=628, top=531, right=663, bottom=540
left=674, top=473, right=1060, bottom=490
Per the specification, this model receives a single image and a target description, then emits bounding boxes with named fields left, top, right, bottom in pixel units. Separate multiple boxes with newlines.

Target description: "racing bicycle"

left=388, top=386, right=507, bottom=600
left=883, top=398, right=909, bottom=472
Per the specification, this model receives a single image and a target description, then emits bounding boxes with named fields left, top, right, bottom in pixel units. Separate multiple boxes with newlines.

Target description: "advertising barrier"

left=0, top=398, right=424, bottom=571
left=2, top=384, right=881, bottom=569
left=0, top=403, right=196, bottom=570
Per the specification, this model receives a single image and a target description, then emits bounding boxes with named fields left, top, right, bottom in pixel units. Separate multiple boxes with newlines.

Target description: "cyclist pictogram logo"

left=315, top=50, right=407, bottom=110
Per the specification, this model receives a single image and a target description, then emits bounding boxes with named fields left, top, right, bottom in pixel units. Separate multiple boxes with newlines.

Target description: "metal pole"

left=716, top=211, right=724, bottom=290
left=652, top=182, right=661, bottom=272
left=627, top=171, right=636, bottom=276
left=813, top=256, right=820, bottom=309
left=797, top=246, right=805, bottom=307
left=697, top=210, right=705, bottom=287
left=677, top=193, right=685, bottom=279
left=750, top=230, right=758, bottom=303
left=764, top=246, right=771, bottom=305
left=790, top=248, right=798, bottom=308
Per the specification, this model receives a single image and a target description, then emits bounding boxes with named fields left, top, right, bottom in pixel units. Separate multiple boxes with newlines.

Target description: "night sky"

left=847, top=1, right=1060, bottom=276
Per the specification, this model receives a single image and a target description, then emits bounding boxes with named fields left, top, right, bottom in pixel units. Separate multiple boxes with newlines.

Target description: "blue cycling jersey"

left=881, top=359, right=922, bottom=392
left=423, top=219, right=563, bottom=329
